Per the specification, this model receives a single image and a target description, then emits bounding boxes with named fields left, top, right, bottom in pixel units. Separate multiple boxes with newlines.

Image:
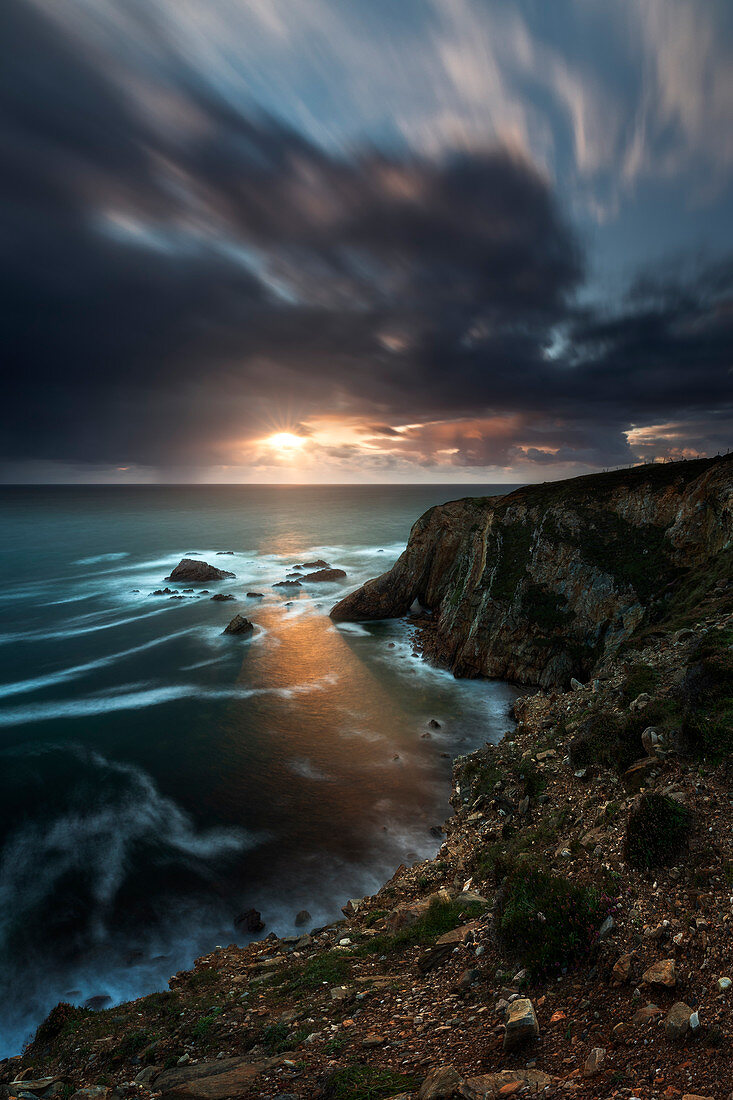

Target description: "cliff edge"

left=331, top=455, right=733, bottom=688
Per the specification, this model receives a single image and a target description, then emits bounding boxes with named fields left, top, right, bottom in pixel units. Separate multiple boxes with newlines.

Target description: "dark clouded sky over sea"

left=2, top=0, right=732, bottom=482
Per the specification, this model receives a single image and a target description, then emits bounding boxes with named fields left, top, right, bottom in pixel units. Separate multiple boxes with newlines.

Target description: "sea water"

left=0, top=484, right=520, bottom=1054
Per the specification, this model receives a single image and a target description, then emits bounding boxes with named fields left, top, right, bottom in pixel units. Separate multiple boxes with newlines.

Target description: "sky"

left=1, top=0, right=732, bottom=484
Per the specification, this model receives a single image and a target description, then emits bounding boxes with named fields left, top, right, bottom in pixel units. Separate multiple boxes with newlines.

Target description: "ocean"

left=0, top=484, right=520, bottom=1055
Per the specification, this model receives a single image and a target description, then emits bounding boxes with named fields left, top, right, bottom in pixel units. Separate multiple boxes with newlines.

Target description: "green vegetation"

left=322, top=1064, right=420, bottom=1100
left=624, top=793, right=692, bottom=870
left=190, top=1006, right=223, bottom=1040
left=268, top=951, right=353, bottom=995
left=496, top=867, right=602, bottom=977
left=473, top=815, right=566, bottom=885
left=32, top=1002, right=93, bottom=1045
left=569, top=696, right=682, bottom=774
left=355, top=898, right=486, bottom=957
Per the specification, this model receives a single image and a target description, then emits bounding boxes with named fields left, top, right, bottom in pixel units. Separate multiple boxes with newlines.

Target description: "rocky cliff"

left=331, top=455, right=733, bottom=688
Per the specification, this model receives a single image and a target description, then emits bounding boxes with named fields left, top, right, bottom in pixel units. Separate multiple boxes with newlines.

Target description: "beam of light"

left=266, top=432, right=306, bottom=451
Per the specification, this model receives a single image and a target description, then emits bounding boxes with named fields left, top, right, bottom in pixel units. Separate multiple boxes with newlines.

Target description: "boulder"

left=459, top=1070, right=552, bottom=1099
left=642, top=958, right=676, bottom=988
left=629, top=692, right=651, bottom=712
left=166, top=559, right=235, bottom=583
left=153, top=1058, right=279, bottom=1100
left=210, top=593, right=235, bottom=601
left=503, top=998, right=539, bottom=1050
left=419, top=1066, right=462, bottom=1099
left=664, top=1001, right=693, bottom=1041
left=294, top=910, right=311, bottom=927
left=300, top=559, right=330, bottom=569
left=246, top=592, right=263, bottom=597
left=223, top=614, right=254, bottom=636
left=273, top=580, right=301, bottom=588
left=301, top=568, right=347, bottom=582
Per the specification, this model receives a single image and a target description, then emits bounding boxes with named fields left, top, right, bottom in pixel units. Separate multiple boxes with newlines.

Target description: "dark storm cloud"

left=0, top=0, right=730, bottom=474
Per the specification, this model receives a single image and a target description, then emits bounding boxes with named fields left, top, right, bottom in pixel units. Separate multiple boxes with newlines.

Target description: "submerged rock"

left=234, top=908, right=264, bottom=933
left=166, top=559, right=235, bottom=583
left=301, top=568, right=347, bottom=582
left=223, top=614, right=254, bottom=636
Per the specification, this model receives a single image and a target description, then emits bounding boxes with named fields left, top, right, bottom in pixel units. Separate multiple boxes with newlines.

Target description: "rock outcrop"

left=331, top=455, right=732, bottom=688
left=222, top=614, right=254, bottom=636
left=166, top=559, right=235, bottom=583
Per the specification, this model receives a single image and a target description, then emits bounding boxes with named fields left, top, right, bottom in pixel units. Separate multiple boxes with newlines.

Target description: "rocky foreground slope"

left=331, top=455, right=733, bottom=689
left=3, top=457, right=733, bottom=1100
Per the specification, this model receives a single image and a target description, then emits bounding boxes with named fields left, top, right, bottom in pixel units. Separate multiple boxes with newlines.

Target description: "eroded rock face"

left=166, top=559, right=235, bottom=583
left=330, top=455, right=733, bottom=688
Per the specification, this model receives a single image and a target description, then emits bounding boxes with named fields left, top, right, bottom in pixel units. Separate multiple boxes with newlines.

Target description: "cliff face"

left=331, top=455, right=733, bottom=688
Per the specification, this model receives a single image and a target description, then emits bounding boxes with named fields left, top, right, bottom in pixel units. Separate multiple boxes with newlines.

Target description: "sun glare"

left=267, top=431, right=305, bottom=451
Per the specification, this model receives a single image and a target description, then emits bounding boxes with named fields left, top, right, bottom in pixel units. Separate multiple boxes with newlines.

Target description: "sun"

left=266, top=431, right=305, bottom=451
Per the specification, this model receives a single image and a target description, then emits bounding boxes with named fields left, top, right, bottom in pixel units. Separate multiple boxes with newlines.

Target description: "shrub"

left=496, top=868, right=602, bottom=977
left=624, top=793, right=692, bottom=870
left=32, top=1002, right=92, bottom=1045
left=679, top=631, right=733, bottom=759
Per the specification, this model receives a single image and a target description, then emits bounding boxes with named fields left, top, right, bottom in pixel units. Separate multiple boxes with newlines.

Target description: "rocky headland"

left=4, top=456, right=733, bottom=1100
left=331, top=454, right=732, bottom=689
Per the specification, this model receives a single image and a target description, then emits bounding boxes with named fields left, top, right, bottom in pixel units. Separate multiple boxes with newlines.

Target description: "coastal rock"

left=300, top=559, right=329, bottom=569
left=166, top=559, right=235, bottom=583
left=330, top=455, right=733, bottom=688
left=274, top=580, right=301, bottom=588
left=246, top=592, right=263, bottom=597
left=222, top=614, right=254, bottom=636
left=294, top=910, right=311, bottom=927
left=502, top=998, right=539, bottom=1050
left=301, top=568, right=347, bottom=582
left=210, top=593, right=235, bottom=601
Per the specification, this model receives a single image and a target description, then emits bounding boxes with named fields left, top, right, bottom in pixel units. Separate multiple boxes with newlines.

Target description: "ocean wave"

left=73, top=552, right=130, bottom=565
left=0, top=747, right=257, bottom=1055
left=0, top=673, right=340, bottom=726
left=0, top=629, right=197, bottom=700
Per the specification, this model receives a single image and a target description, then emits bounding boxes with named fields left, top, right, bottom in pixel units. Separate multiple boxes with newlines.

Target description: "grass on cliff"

left=322, top=1064, right=420, bottom=1100
left=267, top=950, right=354, bottom=995
left=355, top=897, right=486, bottom=957
left=496, top=867, right=602, bottom=978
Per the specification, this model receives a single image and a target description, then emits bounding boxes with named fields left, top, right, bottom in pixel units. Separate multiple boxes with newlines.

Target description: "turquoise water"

left=0, top=484, right=519, bottom=1054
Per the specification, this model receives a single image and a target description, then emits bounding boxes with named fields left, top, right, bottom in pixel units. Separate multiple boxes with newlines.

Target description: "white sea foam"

left=0, top=673, right=340, bottom=725
left=74, top=552, right=130, bottom=565
left=0, top=629, right=197, bottom=699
